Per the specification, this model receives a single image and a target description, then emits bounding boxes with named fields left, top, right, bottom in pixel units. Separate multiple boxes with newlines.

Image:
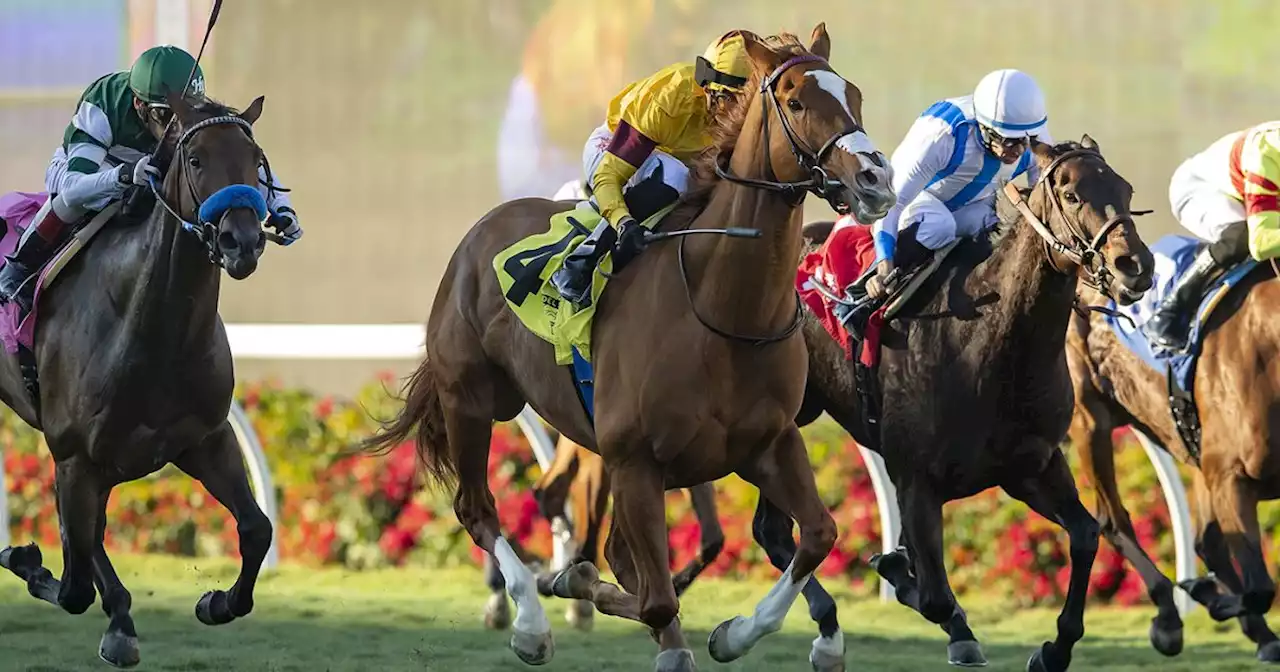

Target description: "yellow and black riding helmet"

left=694, top=31, right=752, bottom=94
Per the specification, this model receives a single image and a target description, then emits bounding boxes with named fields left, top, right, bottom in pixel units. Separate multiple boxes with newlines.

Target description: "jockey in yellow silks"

left=549, top=30, right=753, bottom=307
left=1144, top=121, right=1280, bottom=351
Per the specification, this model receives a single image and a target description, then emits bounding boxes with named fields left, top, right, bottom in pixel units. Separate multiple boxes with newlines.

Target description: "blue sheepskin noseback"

left=198, top=184, right=268, bottom=224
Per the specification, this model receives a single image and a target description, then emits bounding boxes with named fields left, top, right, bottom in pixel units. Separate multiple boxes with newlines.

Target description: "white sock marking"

left=495, top=536, right=550, bottom=635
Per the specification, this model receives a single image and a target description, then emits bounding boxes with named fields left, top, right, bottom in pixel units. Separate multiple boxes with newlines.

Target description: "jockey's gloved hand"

left=117, top=155, right=161, bottom=187
left=612, top=216, right=647, bottom=267
left=865, top=258, right=895, bottom=300
left=267, top=207, right=303, bottom=246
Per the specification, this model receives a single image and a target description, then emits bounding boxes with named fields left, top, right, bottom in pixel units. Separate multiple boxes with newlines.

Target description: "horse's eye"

left=787, top=99, right=803, bottom=112
left=1063, top=191, right=1079, bottom=204
left=188, top=155, right=201, bottom=169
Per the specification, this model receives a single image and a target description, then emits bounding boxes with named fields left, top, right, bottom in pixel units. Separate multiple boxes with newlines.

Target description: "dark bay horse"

left=1067, top=270, right=1280, bottom=662
left=481, top=434, right=725, bottom=634
left=0, top=94, right=277, bottom=668
left=360, top=25, right=895, bottom=671
left=772, top=138, right=1154, bottom=672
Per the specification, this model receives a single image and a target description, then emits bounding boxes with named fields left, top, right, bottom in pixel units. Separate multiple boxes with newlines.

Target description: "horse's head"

left=159, top=93, right=271, bottom=280
left=1024, top=135, right=1154, bottom=305
left=735, top=24, right=896, bottom=222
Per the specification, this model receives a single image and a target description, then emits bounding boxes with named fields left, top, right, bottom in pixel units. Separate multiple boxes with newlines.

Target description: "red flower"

left=315, top=396, right=335, bottom=420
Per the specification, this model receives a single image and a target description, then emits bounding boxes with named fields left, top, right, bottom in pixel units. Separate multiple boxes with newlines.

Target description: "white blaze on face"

left=805, top=69, right=888, bottom=175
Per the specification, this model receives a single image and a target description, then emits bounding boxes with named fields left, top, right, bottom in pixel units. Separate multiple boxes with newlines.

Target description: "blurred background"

left=4, top=0, right=1278, bottom=393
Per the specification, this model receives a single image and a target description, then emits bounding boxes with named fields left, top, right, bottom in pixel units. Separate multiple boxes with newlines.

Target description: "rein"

left=680, top=54, right=862, bottom=347
left=147, top=115, right=284, bottom=266
left=1000, top=148, right=1149, bottom=321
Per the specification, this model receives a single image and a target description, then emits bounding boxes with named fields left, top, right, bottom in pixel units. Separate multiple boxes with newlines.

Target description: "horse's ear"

left=1080, top=133, right=1102, bottom=154
left=239, top=96, right=266, bottom=125
left=741, top=31, right=780, bottom=73
left=165, top=91, right=194, bottom=123
left=1030, top=139, right=1057, bottom=168
left=809, top=23, right=831, bottom=61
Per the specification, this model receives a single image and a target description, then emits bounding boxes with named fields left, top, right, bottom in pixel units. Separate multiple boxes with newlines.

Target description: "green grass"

left=0, top=553, right=1269, bottom=671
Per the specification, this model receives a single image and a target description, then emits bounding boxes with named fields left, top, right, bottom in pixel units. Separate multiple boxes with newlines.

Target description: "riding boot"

left=550, top=220, right=618, bottom=307
left=0, top=209, right=68, bottom=312
left=1143, top=244, right=1224, bottom=353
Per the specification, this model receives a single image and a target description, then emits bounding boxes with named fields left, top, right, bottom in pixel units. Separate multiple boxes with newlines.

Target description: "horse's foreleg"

left=90, top=486, right=141, bottom=668
left=1071, top=403, right=1183, bottom=655
left=174, top=423, right=272, bottom=627
left=1005, top=448, right=1100, bottom=672
left=751, top=495, right=846, bottom=672
left=671, top=483, right=724, bottom=597
left=0, top=455, right=99, bottom=617
left=710, top=428, right=837, bottom=666
left=1210, top=474, right=1275, bottom=615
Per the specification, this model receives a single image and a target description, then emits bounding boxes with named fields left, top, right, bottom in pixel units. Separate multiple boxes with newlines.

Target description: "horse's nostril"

left=218, top=231, right=237, bottom=251
left=1114, top=254, right=1141, bottom=278
left=857, top=170, right=878, bottom=188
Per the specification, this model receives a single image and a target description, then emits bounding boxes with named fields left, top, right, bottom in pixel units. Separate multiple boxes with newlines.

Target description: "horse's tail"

left=358, top=354, right=457, bottom=487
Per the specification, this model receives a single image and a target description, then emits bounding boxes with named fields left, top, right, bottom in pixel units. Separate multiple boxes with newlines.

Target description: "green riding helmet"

left=129, top=45, right=205, bottom=105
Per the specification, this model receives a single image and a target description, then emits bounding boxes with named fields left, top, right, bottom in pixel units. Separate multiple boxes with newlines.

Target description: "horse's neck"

left=684, top=118, right=803, bottom=335
left=123, top=199, right=221, bottom=354
left=981, top=189, right=1077, bottom=347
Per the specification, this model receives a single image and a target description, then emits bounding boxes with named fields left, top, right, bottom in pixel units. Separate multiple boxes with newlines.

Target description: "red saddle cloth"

left=795, top=215, right=885, bottom=366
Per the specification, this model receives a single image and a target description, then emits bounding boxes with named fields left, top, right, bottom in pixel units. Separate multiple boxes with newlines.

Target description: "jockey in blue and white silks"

left=861, top=69, right=1053, bottom=298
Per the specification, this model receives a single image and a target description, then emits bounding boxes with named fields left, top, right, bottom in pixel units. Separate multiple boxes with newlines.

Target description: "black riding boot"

left=0, top=211, right=65, bottom=312
left=1143, top=244, right=1223, bottom=353
left=550, top=221, right=617, bottom=307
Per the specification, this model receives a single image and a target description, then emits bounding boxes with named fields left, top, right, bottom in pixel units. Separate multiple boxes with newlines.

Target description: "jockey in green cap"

left=0, top=45, right=302, bottom=307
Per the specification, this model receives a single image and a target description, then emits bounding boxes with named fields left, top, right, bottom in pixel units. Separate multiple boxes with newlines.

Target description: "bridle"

left=1002, top=147, right=1150, bottom=307
left=683, top=54, right=869, bottom=346
left=145, top=114, right=281, bottom=267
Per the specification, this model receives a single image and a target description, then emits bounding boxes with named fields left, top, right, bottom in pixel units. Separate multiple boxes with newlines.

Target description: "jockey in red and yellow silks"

left=1145, top=121, right=1280, bottom=351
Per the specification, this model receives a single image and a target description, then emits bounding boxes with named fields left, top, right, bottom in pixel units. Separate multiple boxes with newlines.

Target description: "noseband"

left=147, top=115, right=271, bottom=267
left=1001, top=148, right=1147, bottom=299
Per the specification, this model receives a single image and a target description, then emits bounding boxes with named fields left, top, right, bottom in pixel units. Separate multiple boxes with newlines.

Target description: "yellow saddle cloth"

left=493, top=203, right=674, bottom=365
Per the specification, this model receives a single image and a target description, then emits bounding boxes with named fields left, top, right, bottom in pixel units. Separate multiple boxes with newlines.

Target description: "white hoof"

left=655, top=648, right=697, bottom=672
left=707, top=615, right=749, bottom=663
left=810, top=632, right=845, bottom=671
left=511, top=628, right=555, bottom=666
left=484, top=593, right=512, bottom=630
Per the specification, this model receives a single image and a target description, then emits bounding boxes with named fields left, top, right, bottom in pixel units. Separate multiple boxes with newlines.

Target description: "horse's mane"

left=991, top=139, right=1091, bottom=242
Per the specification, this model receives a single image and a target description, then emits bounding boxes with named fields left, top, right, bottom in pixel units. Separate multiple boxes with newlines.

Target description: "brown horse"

left=779, top=137, right=1154, bottom=672
left=1067, top=268, right=1280, bottom=662
left=360, top=24, right=895, bottom=671
left=0, top=95, right=277, bottom=668
left=480, top=435, right=724, bottom=634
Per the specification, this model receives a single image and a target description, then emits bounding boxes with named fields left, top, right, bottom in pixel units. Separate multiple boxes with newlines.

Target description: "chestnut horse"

left=779, top=138, right=1154, bottom=672
left=360, top=25, right=895, bottom=671
left=1067, top=267, right=1280, bottom=663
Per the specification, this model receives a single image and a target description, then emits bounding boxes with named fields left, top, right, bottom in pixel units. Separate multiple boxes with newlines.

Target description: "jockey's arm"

left=257, top=164, right=302, bottom=244
left=50, top=127, right=129, bottom=219
left=1241, top=128, right=1280, bottom=261
left=590, top=117, right=663, bottom=228
left=873, top=120, right=952, bottom=264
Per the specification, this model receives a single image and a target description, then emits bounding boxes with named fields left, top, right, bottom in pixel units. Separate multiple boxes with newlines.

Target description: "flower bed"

left=0, top=376, right=1242, bottom=606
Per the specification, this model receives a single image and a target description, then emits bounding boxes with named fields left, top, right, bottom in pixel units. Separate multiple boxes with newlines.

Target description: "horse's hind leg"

left=174, top=422, right=273, bottom=626
left=481, top=555, right=512, bottom=630
left=710, top=427, right=837, bottom=665
left=1181, top=472, right=1280, bottom=661
left=1004, top=449, right=1100, bottom=672
left=1071, top=405, right=1183, bottom=656
left=671, top=483, right=724, bottom=597
left=90, top=487, right=141, bottom=668
left=1209, top=474, right=1275, bottom=615
left=1, top=455, right=100, bottom=616
left=752, top=495, right=846, bottom=672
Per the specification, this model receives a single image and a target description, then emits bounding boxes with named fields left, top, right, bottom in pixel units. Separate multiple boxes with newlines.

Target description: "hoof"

left=1257, top=640, right=1280, bottom=663
left=1148, top=618, right=1183, bottom=657
left=655, top=648, right=697, bottom=672
left=565, top=599, right=594, bottom=631
left=195, top=591, right=236, bottom=626
left=485, top=593, right=512, bottom=631
left=810, top=641, right=845, bottom=672
left=1, top=543, right=41, bottom=573
left=510, top=629, right=555, bottom=666
left=869, top=550, right=910, bottom=581
left=948, top=640, right=988, bottom=667
left=1026, top=642, right=1056, bottom=672
left=707, top=616, right=747, bottom=663
left=99, top=632, right=140, bottom=668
